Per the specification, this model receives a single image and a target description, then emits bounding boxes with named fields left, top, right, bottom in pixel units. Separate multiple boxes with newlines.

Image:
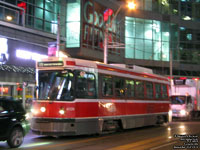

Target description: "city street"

left=0, top=120, right=199, bottom=150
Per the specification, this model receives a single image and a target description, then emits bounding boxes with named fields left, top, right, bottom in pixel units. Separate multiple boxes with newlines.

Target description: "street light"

left=103, top=1, right=136, bottom=64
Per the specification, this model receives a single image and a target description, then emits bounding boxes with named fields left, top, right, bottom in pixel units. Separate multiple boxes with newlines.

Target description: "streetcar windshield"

left=170, top=96, right=186, bottom=104
left=38, top=70, right=74, bottom=101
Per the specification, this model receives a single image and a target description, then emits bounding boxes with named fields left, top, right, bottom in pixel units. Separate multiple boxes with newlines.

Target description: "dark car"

left=0, top=97, right=30, bottom=148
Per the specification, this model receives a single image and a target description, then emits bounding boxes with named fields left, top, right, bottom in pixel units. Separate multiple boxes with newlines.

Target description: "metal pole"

left=22, top=84, right=26, bottom=108
left=170, top=50, right=173, bottom=87
left=103, top=5, right=123, bottom=64
left=22, top=9, right=25, bottom=27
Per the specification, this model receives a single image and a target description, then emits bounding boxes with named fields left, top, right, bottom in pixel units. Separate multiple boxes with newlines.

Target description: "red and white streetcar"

left=30, top=57, right=170, bottom=136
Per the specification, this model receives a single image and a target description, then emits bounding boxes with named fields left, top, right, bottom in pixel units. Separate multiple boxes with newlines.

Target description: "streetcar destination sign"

left=38, top=61, right=63, bottom=67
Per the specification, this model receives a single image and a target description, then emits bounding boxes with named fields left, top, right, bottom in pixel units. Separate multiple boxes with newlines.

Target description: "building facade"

left=0, top=0, right=200, bottom=99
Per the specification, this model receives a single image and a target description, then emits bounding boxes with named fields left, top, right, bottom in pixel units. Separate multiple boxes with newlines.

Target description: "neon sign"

left=16, top=49, right=47, bottom=61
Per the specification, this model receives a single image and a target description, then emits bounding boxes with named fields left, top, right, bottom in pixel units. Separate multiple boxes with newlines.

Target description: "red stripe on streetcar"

left=97, top=65, right=168, bottom=82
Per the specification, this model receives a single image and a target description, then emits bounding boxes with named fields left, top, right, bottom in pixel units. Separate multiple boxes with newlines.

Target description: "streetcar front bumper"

left=31, top=118, right=76, bottom=136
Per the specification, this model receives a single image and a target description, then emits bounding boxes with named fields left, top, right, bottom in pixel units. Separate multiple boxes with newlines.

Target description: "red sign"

left=17, top=2, right=26, bottom=14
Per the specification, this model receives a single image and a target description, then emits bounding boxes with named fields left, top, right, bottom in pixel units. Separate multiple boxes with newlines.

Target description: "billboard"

left=82, top=0, right=122, bottom=52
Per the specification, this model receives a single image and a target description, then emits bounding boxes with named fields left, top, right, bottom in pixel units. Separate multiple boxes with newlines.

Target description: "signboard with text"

left=82, top=0, right=122, bottom=52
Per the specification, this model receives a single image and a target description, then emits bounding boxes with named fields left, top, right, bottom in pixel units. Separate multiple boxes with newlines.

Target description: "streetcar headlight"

left=59, top=109, right=65, bottom=115
left=31, top=108, right=38, bottom=115
left=180, top=110, right=186, bottom=116
left=40, top=107, right=46, bottom=112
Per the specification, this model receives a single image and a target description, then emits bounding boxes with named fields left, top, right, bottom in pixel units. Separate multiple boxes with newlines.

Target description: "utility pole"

left=103, top=2, right=136, bottom=64
left=103, top=5, right=123, bottom=64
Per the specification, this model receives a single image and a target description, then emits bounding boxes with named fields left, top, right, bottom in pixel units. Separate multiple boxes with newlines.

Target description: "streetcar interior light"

left=179, top=125, right=185, bottom=129
left=167, top=127, right=171, bottom=131
left=182, top=132, right=187, bottom=135
left=40, top=107, right=46, bottom=112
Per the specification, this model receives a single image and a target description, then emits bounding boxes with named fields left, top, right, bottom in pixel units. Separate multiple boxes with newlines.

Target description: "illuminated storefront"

left=0, top=37, right=46, bottom=103
left=125, top=17, right=170, bottom=61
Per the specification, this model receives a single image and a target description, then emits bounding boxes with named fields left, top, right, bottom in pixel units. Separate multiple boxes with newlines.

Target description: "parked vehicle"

left=170, top=78, right=200, bottom=119
left=0, top=97, right=30, bottom=148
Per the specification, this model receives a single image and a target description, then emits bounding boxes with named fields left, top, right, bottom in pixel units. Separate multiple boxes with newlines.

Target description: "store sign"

left=82, top=0, right=120, bottom=49
left=174, top=79, right=186, bottom=85
left=16, top=49, right=47, bottom=61
left=0, top=38, right=9, bottom=64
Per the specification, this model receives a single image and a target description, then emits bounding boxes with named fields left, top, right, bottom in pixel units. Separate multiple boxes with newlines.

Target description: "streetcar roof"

left=36, top=57, right=169, bottom=83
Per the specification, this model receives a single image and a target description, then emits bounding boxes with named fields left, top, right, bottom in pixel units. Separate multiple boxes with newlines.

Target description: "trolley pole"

left=170, top=50, right=173, bottom=88
left=57, top=14, right=60, bottom=56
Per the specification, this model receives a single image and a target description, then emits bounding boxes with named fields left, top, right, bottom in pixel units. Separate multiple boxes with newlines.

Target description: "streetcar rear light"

left=40, top=107, right=46, bottom=112
left=66, top=61, right=75, bottom=66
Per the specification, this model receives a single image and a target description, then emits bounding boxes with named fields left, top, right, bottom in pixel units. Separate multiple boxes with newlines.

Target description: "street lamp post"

left=103, top=1, right=136, bottom=64
left=103, top=5, right=123, bottom=64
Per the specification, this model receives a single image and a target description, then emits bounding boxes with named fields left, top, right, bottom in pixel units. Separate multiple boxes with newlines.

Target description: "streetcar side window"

left=155, top=83, right=162, bottom=99
left=162, top=84, right=168, bottom=99
left=146, top=82, right=153, bottom=99
left=125, top=79, right=135, bottom=98
left=135, top=80, right=144, bottom=99
left=76, top=72, right=96, bottom=99
left=102, top=76, right=113, bottom=97
left=115, top=78, right=125, bottom=97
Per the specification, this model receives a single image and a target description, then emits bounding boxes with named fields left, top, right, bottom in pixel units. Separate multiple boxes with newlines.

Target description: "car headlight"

left=180, top=110, right=186, bottom=116
left=25, top=113, right=31, bottom=120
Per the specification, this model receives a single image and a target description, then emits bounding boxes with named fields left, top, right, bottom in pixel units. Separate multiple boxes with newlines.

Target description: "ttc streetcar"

left=30, top=57, right=170, bottom=136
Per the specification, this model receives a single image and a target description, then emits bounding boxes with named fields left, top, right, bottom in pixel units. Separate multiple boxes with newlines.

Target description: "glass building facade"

left=1, top=0, right=200, bottom=76
left=125, top=17, right=170, bottom=61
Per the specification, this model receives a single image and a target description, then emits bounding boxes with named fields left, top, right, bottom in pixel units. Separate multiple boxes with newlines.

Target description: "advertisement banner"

left=82, top=0, right=121, bottom=52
